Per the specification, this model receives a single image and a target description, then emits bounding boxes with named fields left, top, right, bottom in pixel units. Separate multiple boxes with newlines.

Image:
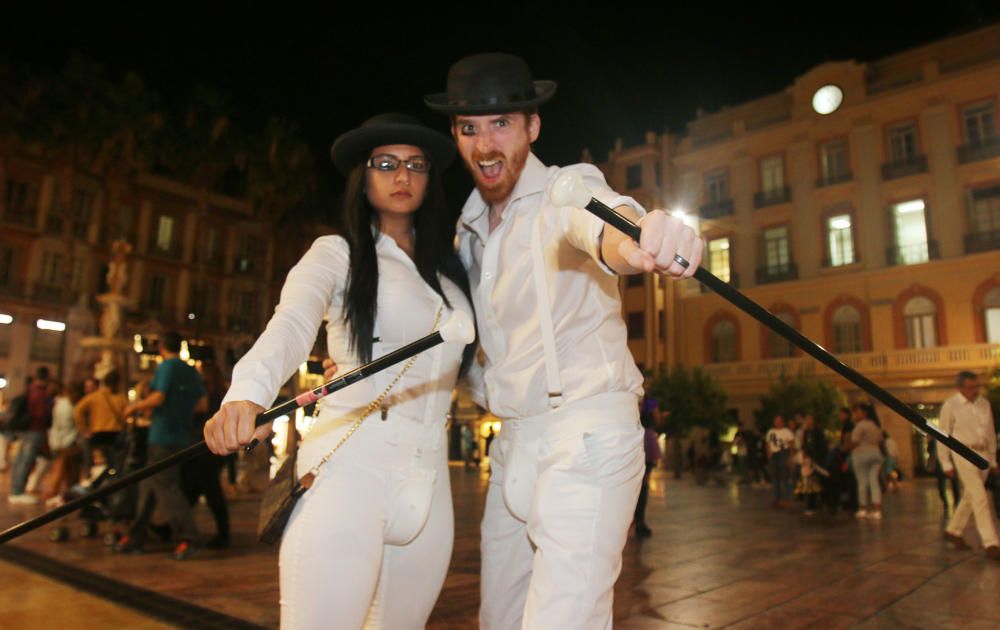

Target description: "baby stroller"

left=50, top=422, right=147, bottom=545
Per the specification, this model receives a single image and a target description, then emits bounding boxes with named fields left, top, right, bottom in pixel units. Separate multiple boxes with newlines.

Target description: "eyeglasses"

left=366, top=154, right=430, bottom=173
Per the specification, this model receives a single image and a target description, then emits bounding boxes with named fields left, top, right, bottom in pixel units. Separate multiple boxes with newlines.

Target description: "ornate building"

left=0, top=152, right=323, bottom=400
left=599, top=23, right=1000, bottom=476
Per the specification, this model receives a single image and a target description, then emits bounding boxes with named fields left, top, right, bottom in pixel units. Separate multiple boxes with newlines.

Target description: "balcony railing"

left=2, top=208, right=38, bottom=228
left=0, top=281, right=29, bottom=300
left=821, top=254, right=859, bottom=268
left=881, top=155, right=928, bottom=180
left=698, top=198, right=734, bottom=219
left=703, top=343, right=1000, bottom=383
left=753, top=187, right=792, bottom=209
left=755, top=262, right=798, bottom=285
left=816, top=172, right=853, bottom=188
left=33, top=285, right=77, bottom=305
left=964, top=230, right=1000, bottom=254
left=147, top=240, right=183, bottom=260
left=957, top=138, right=1000, bottom=164
left=886, top=240, right=939, bottom=266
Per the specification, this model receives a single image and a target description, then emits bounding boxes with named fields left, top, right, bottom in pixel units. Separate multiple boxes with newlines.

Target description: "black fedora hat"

left=330, top=113, right=455, bottom=175
left=424, top=53, right=557, bottom=115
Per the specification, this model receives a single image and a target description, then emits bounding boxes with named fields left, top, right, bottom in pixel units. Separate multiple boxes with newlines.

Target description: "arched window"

left=984, top=286, right=1000, bottom=344
left=767, top=312, right=796, bottom=358
left=832, top=305, right=862, bottom=353
left=903, top=296, right=937, bottom=348
left=711, top=320, right=738, bottom=363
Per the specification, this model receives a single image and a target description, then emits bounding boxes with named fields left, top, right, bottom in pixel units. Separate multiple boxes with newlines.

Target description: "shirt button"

left=484, top=271, right=493, bottom=280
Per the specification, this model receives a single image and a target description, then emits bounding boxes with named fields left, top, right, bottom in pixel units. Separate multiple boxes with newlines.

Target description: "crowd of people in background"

left=729, top=403, right=917, bottom=520
left=636, top=370, right=999, bottom=560
left=0, top=331, right=235, bottom=560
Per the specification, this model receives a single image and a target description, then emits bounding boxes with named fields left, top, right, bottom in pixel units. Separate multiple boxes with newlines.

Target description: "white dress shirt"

left=223, top=234, right=472, bottom=431
left=456, top=153, right=645, bottom=419
left=940, top=391, right=998, bottom=473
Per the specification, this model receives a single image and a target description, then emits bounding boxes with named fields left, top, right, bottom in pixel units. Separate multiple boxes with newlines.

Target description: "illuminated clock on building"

left=812, top=85, right=843, bottom=115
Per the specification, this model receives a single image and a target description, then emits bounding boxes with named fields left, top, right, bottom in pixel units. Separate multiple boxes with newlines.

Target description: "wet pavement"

left=2, top=464, right=998, bottom=628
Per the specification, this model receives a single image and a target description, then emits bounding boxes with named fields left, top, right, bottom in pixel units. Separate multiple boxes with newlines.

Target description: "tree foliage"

left=753, top=372, right=845, bottom=431
left=647, top=365, right=729, bottom=436
left=1, top=54, right=314, bottom=210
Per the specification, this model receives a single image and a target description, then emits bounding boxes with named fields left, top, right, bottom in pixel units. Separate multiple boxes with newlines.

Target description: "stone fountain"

left=79, top=240, right=135, bottom=380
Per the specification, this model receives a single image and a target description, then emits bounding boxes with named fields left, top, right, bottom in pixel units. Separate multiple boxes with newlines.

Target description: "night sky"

left=4, top=2, right=999, bottom=206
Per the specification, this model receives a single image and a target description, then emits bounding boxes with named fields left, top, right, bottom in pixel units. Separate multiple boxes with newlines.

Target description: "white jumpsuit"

left=223, top=234, right=472, bottom=629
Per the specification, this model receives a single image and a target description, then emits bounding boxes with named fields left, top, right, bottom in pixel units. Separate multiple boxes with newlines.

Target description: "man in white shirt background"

left=424, top=53, right=703, bottom=629
left=765, top=415, right=796, bottom=509
left=941, top=371, right=1000, bottom=561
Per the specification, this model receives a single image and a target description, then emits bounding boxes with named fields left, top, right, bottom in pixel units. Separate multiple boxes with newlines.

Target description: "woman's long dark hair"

left=341, top=154, right=475, bottom=375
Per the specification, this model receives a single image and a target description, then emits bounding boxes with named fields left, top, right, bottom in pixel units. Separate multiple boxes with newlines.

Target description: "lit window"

left=827, top=214, right=854, bottom=266
left=708, top=238, right=731, bottom=283
left=156, top=216, right=174, bottom=251
left=984, top=287, right=1000, bottom=344
left=891, top=199, right=929, bottom=264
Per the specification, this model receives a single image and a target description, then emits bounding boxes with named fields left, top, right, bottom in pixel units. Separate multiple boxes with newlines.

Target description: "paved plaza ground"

left=2, top=464, right=999, bottom=629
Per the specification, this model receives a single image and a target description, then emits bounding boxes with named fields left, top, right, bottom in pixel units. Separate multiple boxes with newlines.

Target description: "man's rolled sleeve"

left=555, top=164, right=646, bottom=275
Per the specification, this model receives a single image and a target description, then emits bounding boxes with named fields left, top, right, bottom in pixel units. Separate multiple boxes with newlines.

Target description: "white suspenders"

left=530, top=212, right=564, bottom=409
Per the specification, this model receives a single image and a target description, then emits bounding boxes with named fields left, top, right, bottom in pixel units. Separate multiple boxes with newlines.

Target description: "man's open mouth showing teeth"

left=478, top=159, right=503, bottom=179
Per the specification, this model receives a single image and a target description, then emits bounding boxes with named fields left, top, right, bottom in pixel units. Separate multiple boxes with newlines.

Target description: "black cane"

left=0, top=311, right=475, bottom=545
left=551, top=171, right=990, bottom=470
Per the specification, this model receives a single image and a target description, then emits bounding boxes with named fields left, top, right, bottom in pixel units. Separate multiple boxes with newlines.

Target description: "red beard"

left=465, top=142, right=530, bottom=204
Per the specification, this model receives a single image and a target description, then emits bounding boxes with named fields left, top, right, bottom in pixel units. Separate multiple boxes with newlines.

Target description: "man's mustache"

left=470, top=151, right=505, bottom=164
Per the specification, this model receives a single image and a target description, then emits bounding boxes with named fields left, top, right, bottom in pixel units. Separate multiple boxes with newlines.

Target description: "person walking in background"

left=927, top=437, right=960, bottom=515
left=766, top=415, right=795, bottom=508
left=849, top=403, right=884, bottom=520
left=940, top=371, right=999, bottom=561
left=116, top=332, right=207, bottom=559
left=9, top=367, right=54, bottom=504
left=461, top=423, right=478, bottom=470
left=182, top=357, right=231, bottom=549
left=73, top=370, right=127, bottom=473
left=43, top=382, right=81, bottom=503
left=797, top=414, right=827, bottom=515
left=634, top=394, right=662, bottom=538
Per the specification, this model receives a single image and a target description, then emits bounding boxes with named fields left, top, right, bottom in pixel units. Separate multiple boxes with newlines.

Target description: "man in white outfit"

left=941, top=371, right=1000, bottom=561
left=425, top=53, right=704, bottom=629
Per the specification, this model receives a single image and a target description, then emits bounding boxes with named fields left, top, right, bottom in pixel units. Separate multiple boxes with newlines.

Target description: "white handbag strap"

left=530, top=212, right=564, bottom=408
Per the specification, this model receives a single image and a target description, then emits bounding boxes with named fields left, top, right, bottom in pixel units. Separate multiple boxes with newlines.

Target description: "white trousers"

left=946, top=455, right=999, bottom=548
left=480, top=392, right=644, bottom=630
left=279, top=417, right=453, bottom=630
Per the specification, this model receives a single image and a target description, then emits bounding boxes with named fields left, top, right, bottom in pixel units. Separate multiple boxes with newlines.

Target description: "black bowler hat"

left=424, top=53, right=557, bottom=115
left=330, top=113, right=455, bottom=175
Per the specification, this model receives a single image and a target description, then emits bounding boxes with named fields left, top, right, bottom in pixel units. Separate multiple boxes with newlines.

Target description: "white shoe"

left=867, top=510, right=882, bottom=520
left=855, top=509, right=868, bottom=519
left=8, top=494, right=39, bottom=505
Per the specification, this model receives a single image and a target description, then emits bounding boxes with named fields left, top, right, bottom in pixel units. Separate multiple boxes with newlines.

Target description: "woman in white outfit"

left=204, top=113, right=474, bottom=629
